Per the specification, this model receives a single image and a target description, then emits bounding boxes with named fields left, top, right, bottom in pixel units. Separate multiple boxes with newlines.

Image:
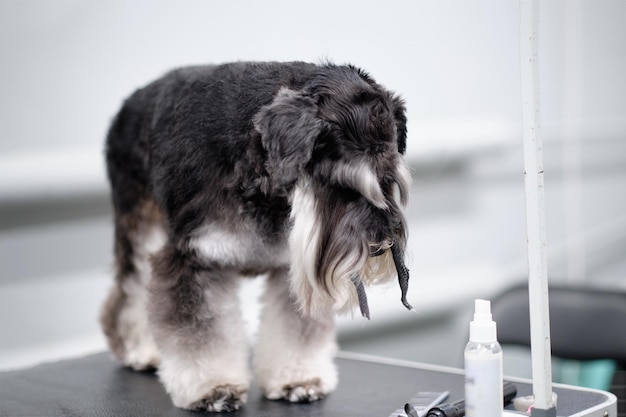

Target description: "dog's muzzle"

left=351, top=241, right=412, bottom=320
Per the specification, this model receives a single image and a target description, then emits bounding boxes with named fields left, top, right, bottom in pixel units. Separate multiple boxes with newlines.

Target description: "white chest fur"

left=188, top=223, right=290, bottom=271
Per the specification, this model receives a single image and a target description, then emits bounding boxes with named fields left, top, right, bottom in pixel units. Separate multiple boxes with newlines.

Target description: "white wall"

left=3, top=0, right=623, bottom=156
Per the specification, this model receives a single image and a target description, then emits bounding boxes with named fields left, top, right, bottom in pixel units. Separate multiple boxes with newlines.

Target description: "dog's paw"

left=159, top=356, right=250, bottom=412
left=265, top=378, right=327, bottom=402
left=187, top=384, right=248, bottom=412
left=121, top=341, right=160, bottom=371
left=255, top=351, right=338, bottom=403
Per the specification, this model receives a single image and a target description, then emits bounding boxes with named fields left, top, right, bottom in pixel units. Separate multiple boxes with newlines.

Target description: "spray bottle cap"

left=469, top=299, right=497, bottom=343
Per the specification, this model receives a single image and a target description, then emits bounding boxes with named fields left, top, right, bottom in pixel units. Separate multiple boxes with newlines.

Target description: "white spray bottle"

left=464, top=299, right=503, bottom=417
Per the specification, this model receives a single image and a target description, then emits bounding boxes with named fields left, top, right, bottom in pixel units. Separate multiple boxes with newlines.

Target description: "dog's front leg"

left=148, top=244, right=249, bottom=412
left=254, top=267, right=338, bottom=402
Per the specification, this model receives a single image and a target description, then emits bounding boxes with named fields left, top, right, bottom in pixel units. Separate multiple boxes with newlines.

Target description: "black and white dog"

left=100, top=61, right=412, bottom=412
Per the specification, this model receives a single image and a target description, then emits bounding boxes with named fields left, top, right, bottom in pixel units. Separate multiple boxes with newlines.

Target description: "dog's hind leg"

left=100, top=201, right=166, bottom=371
left=100, top=94, right=167, bottom=371
left=254, top=267, right=338, bottom=402
left=147, top=244, right=250, bottom=412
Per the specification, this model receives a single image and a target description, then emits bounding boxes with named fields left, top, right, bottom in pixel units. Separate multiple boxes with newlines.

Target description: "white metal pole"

left=519, top=0, right=556, bottom=415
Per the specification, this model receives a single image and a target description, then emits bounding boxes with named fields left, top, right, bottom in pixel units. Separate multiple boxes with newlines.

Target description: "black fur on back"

left=106, top=61, right=407, bottom=254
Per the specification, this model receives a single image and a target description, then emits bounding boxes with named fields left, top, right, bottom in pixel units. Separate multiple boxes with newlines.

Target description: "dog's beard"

left=288, top=181, right=399, bottom=318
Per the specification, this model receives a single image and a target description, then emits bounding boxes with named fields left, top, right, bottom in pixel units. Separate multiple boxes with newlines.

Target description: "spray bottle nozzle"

left=469, top=299, right=497, bottom=343
left=473, top=299, right=493, bottom=321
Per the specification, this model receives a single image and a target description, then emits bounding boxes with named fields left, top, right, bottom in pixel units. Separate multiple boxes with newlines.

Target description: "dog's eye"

left=313, top=125, right=342, bottom=155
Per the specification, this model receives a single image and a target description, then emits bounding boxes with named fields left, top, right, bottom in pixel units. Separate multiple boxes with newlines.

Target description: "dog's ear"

left=254, top=88, right=323, bottom=192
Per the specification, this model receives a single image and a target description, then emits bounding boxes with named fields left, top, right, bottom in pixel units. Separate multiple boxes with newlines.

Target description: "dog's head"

left=254, top=65, right=411, bottom=318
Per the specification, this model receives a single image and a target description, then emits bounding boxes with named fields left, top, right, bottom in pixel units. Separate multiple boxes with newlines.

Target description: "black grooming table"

left=0, top=351, right=616, bottom=417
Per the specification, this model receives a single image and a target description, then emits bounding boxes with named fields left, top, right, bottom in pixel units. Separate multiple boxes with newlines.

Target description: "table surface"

left=0, top=351, right=616, bottom=417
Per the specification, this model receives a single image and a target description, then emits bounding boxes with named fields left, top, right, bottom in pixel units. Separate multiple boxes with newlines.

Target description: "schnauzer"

left=100, top=61, right=412, bottom=412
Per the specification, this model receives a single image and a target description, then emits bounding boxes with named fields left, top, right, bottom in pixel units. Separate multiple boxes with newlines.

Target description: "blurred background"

left=1, top=0, right=625, bottom=393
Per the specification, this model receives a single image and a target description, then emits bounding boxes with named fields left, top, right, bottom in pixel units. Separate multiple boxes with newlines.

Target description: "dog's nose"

left=369, top=246, right=386, bottom=257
